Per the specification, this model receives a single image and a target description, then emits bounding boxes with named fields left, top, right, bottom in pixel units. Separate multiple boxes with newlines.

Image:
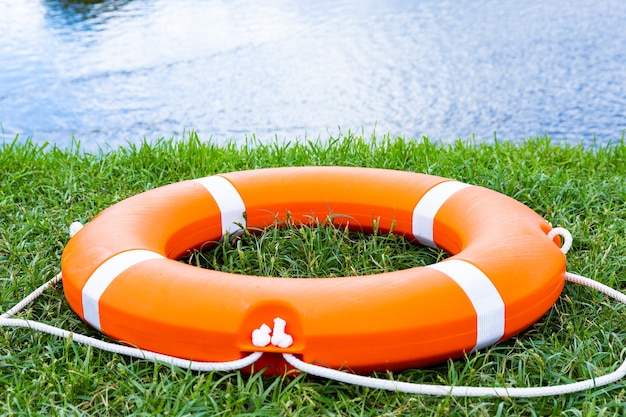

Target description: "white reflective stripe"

left=82, top=250, right=164, bottom=331
left=412, top=181, right=471, bottom=248
left=427, top=259, right=505, bottom=350
left=194, top=176, right=246, bottom=236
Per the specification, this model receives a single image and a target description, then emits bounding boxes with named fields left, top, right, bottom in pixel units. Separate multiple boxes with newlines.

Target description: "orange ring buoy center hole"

left=179, top=216, right=450, bottom=278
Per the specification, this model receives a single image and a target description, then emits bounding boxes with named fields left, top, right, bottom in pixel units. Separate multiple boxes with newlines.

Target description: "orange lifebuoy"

left=61, top=167, right=566, bottom=374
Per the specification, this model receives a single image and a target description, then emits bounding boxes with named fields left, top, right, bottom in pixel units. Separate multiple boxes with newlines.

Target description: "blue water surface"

left=1, top=0, right=624, bottom=151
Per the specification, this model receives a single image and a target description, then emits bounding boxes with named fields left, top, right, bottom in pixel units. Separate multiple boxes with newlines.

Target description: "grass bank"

left=1, top=133, right=625, bottom=416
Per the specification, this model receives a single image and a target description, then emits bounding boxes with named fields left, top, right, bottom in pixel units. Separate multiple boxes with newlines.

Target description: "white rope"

left=0, top=273, right=262, bottom=372
left=284, top=271, right=626, bottom=397
left=2, top=226, right=624, bottom=396
left=0, top=316, right=262, bottom=372
left=0, top=273, right=63, bottom=319
left=2, top=273, right=625, bottom=394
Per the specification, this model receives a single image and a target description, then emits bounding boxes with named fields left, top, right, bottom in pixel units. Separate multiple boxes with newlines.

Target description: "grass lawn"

left=1, top=132, right=625, bottom=416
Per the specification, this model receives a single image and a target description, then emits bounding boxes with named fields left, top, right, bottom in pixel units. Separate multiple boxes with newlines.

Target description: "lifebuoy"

left=61, top=167, right=566, bottom=374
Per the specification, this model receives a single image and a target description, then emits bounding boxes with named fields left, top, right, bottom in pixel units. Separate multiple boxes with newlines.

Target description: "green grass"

left=1, top=132, right=625, bottom=416
left=183, top=217, right=447, bottom=278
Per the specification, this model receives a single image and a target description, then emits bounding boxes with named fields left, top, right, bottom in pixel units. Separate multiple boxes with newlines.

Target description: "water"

left=1, top=0, right=624, bottom=151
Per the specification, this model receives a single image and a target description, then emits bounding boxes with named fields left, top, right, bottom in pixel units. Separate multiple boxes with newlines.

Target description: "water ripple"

left=1, top=0, right=624, bottom=150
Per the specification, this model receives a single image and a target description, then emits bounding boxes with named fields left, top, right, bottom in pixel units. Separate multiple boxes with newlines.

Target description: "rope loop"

left=548, top=227, right=573, bottom=254
left=69, top=221, right=84, bottom=238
